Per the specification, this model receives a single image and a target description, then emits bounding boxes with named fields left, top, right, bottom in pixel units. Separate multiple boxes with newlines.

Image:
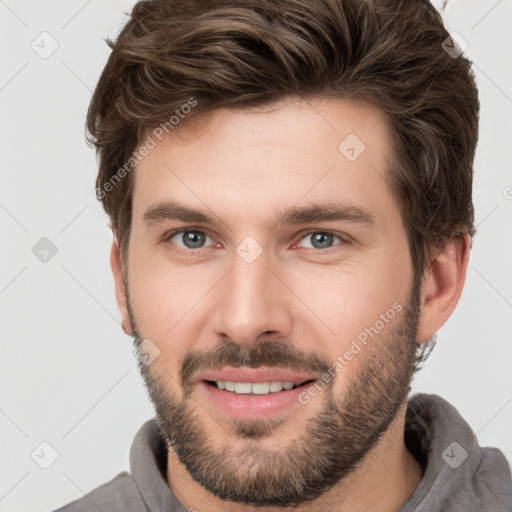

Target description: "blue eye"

left=298, top=231, right=344, bottom=250
left=166, top=229, right=215, bottom=251
left=163, top=228, right=347, bottom=255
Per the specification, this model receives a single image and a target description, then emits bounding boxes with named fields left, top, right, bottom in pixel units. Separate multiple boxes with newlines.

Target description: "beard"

left=125, top=281, right=420, bottom=508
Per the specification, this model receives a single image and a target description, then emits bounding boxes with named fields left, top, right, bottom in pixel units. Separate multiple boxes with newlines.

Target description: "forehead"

left=131, top=97, right=398, bottom=229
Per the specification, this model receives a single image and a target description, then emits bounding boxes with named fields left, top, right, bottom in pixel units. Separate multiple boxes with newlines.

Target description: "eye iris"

left=177, top=232, right=336, bottom=250
left=183, top=231, right=205, bottom=249
left=311, top=232, right=333, bottom=249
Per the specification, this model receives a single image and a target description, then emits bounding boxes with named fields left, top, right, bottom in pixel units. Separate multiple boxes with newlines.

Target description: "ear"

left=110, top=237, right=133, bottom=336
left=416, top=235, right=471, bottom=343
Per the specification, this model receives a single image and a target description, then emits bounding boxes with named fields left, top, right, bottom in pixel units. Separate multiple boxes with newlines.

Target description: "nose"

left=211, top=246, right=293, bottom=347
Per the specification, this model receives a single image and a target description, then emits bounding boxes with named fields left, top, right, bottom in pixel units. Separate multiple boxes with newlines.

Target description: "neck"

left=166, top=402, right=424, bottom=512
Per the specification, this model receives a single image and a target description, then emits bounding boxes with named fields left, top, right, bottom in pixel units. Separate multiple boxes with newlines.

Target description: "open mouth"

left=205, top=379, right=315, bottom=395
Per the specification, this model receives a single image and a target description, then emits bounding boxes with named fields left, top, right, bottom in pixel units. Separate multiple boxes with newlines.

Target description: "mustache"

left=180, top=340, right=332, bottom=391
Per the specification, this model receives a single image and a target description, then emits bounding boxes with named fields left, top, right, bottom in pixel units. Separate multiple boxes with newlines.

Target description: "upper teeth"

left=215, top=381, right=298, bottom=394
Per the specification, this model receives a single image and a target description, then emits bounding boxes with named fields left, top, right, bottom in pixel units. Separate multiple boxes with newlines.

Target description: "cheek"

left=127, top=238, right=205, bottom=356
left=130, top=272, right=201, bottom=338
left=293, top=255, right=410, bottom=350
left=128, top=271, right=198, bottom=386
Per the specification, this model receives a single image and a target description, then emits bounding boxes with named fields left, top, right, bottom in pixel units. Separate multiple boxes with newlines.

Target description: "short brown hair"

left=86, top=0, right=479, bottom=367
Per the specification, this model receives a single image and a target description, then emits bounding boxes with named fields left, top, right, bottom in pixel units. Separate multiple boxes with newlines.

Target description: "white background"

left=1, top=1, right=511, bottom=511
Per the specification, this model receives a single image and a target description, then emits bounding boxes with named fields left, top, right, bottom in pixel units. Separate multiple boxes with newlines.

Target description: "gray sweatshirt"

left=53, top=393, right=512, bottom=511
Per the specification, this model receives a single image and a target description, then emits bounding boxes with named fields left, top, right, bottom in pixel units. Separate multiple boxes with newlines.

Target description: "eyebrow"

left=142, top=199, right=374, bottom=228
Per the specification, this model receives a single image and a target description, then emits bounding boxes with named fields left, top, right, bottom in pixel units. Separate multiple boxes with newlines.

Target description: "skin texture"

left=111, top=97, right=470, bottom=511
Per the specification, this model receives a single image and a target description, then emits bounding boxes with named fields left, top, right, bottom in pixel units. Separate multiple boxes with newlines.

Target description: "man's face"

left=121, top=97, right=420, bottom=506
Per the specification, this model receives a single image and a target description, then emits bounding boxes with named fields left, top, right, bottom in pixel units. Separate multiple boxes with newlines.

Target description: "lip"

left=195, top=367, right=316, bottom=385
left=199, top=381, right=316, bottom=419
left=195, top=367, right=318, bottom=420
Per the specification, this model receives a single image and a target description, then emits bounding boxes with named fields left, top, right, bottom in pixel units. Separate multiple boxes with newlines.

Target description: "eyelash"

left=162, top=228, right=350, bottom=256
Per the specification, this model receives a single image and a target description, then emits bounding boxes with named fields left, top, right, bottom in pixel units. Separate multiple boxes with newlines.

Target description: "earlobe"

left=110, top=238, right=133, bottom=336
left=416, top=235, right=470, bottom=343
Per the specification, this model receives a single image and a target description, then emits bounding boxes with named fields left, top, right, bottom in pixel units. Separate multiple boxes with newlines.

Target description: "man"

left=55, top=0, right=512, bottom=510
